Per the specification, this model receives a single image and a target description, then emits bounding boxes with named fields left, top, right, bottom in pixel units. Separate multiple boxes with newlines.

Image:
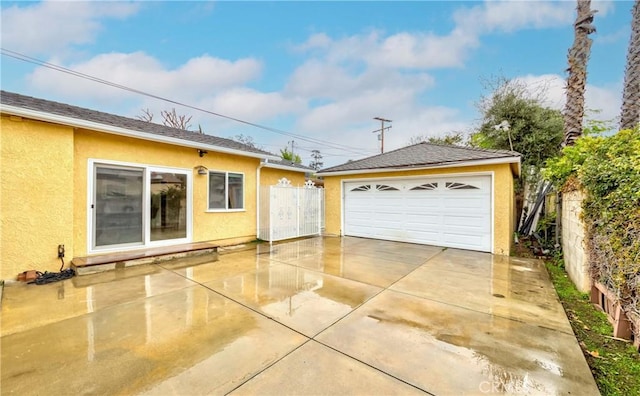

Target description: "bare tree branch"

left=136, top=108, right=154, bottom=123
left=160, top=108, right=193, bottom=130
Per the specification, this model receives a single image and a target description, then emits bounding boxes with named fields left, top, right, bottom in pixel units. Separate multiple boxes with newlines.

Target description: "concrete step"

left=71, top=242, right=218, bottom=276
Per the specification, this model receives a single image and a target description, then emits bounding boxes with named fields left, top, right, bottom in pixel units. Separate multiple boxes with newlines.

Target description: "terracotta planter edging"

left=590, top=281, right=639, bottom=349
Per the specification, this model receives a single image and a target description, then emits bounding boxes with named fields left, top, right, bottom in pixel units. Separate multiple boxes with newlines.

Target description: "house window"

left=208, top=171, right=244, bottom=210
left=351, top=185, right=371, bottom=192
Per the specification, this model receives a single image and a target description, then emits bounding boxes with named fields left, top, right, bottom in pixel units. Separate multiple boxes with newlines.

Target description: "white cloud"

left=27, top=52, right=263, bottom=103
left=515, top=73, right=622, bottom=123
left=10, top=0, right=624, bottom=168
left=286, top=59, right=434, bottom=100
left=292, top=33, right=332, bottom=52
left=291, top=1, right=604, bottom=78
left=197, top=88, right=307, bottom=123
left=454, top=0, right=613, bottom=36
left=0, top=1, right=139, bottom=55
left=371, top=29, right=479, bottom=69
left=454, top=1, right=574, bottom=35
left=294, top=29, right=477, bottom=71
left=584, top=83, right=622, bottom=123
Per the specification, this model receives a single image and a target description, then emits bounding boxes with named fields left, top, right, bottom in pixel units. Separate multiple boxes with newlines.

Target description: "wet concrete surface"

left=1, top=237, right=599, bottom=395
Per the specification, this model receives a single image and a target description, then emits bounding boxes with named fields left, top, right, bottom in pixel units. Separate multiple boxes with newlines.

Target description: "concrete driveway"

left=1, top=237, right=599, bottom=395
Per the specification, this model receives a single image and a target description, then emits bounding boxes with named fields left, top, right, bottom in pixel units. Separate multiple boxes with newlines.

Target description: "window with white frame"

left=208, top=171, right=244, bottom=210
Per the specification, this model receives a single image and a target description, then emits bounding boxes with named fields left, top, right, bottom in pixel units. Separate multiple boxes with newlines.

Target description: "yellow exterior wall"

left=73, top=129, right=266, bottom=254
left=322, top=163, right=516, bottom=255
left=1, top=115, right=310, bottom=279
left=1, top=116, right=75, bottom=279
left=261, top=167, right=307, bottom=187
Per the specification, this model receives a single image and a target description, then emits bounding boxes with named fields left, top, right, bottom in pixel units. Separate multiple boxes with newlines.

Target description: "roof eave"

left=0, top=104, right=281, bottom=161
left=317, top=156, right=522, bottom=177
left=263, top=161, right=311, bottom=173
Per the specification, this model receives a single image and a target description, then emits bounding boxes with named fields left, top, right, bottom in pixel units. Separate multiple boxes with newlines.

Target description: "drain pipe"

left=256, top=158, right=268, bottom=241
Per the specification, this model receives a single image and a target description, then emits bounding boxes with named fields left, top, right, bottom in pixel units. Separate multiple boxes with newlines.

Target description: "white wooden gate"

left=258, top=178, right=324, bottom=242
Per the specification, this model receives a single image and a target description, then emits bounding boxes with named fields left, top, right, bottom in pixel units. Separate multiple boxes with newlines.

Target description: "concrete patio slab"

left=1, top=286, right=306, bottom=395
left=395, top=248, right=573, bottom=334
left=1, top=236, right=599, bottom=395
left=203, top=263, right=382, bottom=337
left=1, top=267, right=196, bottom=337
left=316, top=289, right=599, bottom=395
left=231, top=340, right=425, bottom=395
left=278, top=251, right=424, bottom=288
left=159, top=252, right=274, bottom=284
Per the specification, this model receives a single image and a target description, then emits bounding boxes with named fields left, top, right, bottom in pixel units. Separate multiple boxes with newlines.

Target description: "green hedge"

left=544, top=127, right=640, bottom=331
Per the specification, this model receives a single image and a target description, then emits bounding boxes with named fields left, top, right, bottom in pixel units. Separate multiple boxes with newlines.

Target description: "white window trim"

left=206, top=170, right=246, bottom=212
left=87, top=159, right=193, bottom=254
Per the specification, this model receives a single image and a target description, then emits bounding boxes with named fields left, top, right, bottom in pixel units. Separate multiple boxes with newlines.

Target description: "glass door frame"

left=88, top=159, right=193, bottom=253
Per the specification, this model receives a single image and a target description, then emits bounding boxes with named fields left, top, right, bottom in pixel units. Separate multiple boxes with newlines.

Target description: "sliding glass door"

left=94, top=166, right=144, bottom=247
left=92, top=163, right=191, bottom=251
left=150, top=172, right=187, bottom=241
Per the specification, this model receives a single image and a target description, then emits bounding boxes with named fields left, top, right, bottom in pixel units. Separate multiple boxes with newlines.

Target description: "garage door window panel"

left=446, top=182, right=480, bottom=190
left=410, top=183, right=438, bottom=191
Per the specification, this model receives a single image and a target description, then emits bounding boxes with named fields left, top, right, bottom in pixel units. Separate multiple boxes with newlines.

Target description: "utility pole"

left=372, top=117, right=392, bottom=153
left=289, top=140, right=295, bottom=156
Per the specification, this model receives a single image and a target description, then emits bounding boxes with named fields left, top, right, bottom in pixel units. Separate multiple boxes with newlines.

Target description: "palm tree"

left=563, top=0, right=597, bottom=146
left=620, top=0, right=640, bottom=131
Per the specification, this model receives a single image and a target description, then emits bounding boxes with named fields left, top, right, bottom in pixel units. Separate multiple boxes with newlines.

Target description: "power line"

left=1, top=48, right=374, bottom=157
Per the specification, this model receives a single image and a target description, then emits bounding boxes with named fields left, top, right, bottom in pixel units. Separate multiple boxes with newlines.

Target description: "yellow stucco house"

left=317, top=143, right=521, bottom=255
left=0, top=91, right=311, bottom=280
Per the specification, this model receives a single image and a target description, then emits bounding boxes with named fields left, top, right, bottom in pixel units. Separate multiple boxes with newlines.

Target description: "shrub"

left=544, top=127, right=640, bottom=335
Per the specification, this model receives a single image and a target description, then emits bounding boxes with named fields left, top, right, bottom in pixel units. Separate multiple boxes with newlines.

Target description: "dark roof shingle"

left=0, top=90, right=274, bottom=157
left=318, top=142, right=520, bottom=173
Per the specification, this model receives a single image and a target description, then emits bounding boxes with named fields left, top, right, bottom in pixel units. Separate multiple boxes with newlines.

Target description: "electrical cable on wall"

left=27, top=245, right=75, bottom=285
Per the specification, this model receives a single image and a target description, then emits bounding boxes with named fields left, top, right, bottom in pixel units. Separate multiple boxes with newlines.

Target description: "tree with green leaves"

left=470, top=77, right=564, bottom=229
left=407, top=131, right=466, bottom=146
left=280, top=147, right=302, bottom=164
left=470, top=78, right=564, bottom=174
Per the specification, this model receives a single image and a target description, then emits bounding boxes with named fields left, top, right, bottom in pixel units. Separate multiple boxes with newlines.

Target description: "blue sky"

left=0, top=1, right=634, bottom=166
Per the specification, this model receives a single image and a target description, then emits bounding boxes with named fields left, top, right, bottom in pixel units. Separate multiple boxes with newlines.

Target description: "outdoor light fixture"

left=195, top=165, right=208, bottom=175
left=197, top=149, right=208, bottom=157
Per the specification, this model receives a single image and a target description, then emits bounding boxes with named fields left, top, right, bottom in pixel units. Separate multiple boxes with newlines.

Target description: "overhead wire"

left=1, top=48, right=378, bottom=157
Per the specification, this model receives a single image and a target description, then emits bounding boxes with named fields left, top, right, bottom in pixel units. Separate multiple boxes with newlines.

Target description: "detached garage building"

left=317, top=143, right=521, bottom=255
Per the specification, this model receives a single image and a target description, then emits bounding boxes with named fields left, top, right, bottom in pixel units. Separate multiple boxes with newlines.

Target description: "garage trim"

left=324, top=157, right=519, bottom=177
left=340, top=171, right=495, bottom=253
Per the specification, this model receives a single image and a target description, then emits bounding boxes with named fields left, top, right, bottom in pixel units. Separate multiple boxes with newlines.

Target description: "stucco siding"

left=1, top=115, right=312, bottom=279
left=73, top=129, right=263, bottom=255
left=1, top=116, right=75, bottom=279
left=261, top=168, right=306, bottom=187
left=322, top=163, right=516, bottom=255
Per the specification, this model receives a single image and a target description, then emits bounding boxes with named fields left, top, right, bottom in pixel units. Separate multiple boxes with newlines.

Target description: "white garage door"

left=344, top=175, right=492, bottom=252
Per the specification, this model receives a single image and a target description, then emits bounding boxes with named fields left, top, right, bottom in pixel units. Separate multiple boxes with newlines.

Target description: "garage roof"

left=0, top=90, right=281, bottom=161
left=317, top=142, right=521, bottom=176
